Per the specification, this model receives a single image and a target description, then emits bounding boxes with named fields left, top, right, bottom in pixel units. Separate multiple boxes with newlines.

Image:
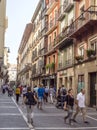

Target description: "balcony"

left=58, top=59, right=74, bottom=70
left=63, top=0, right=74, bottom=13
left=73, top=0, right=80, bottom=1
left=45, top=17, right=58, bottom=35
left=58, top=5, right=66, bottom=21
left=68, top=6, right=97, bottom=38
left=53, top=27, right=72, bottom=49
left=46, top=0, right=58, bottom=15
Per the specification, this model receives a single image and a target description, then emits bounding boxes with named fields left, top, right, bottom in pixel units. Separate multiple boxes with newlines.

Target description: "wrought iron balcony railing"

left=58, top=5, right=66, bottom=21
left=68, top=6, right=97, bottom=37
left=58, top=59, right=74, bottom=69
left=63, top=0, right=74, bottom=12
left=45, top=16, right=58, bottom=34
left=46, top=0, right=58, bottom=14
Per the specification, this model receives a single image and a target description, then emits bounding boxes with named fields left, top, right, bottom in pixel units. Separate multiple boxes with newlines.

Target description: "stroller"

left=55, top=95, right=66, bottom=109
left=8, top=88, right=13, bottom=96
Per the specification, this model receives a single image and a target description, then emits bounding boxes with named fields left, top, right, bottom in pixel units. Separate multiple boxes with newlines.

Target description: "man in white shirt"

left=72, top=88, right=89, bottom=123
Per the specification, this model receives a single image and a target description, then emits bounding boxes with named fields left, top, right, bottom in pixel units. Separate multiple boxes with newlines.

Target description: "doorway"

left=90, top=72, right=96, bottom=107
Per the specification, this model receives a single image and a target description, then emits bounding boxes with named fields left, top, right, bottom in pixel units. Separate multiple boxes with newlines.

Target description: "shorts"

left=38, top=97, right=43, bottom=102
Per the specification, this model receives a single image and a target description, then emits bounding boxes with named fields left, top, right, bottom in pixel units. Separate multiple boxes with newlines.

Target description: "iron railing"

left=68, top=6, right=97, bottom=36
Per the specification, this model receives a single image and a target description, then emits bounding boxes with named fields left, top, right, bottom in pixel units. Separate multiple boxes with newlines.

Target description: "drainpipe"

left=94, top=42, right=97, bottom=111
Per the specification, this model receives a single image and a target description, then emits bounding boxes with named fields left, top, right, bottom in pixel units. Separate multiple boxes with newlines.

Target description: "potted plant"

left=50, top=62, right=55, bottom=69
left=86, top=49, right=96, bottom=58
left=45, top=64, right=50, bottom=69
left=75, top=55, right=84, bottom=61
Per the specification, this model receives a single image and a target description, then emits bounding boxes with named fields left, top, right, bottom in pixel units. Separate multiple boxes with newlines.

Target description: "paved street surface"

left=0, top=93, right=31, bottom=130
left=19, top=96, right=97, bottom=130
left=0, top=93, right=97, bottom=130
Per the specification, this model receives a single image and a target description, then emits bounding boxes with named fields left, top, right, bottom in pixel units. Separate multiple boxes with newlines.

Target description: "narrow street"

left=0, top=93, right=97, bottom=130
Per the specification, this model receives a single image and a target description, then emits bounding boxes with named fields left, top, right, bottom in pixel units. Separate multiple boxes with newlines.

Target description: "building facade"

left=0, top=0, right=8, bottom=86
left=8, top=64, right=17, bottom=84
left=17, top=23, right=33, bottom=86
left=57, top=0, right=75, bottom=92
left=68, top=0, right=97, bottom=106
left=17, top=0, right=97, bottom=107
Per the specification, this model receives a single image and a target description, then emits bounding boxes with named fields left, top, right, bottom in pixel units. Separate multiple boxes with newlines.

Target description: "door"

left=90, top=72, right=96, bottom=107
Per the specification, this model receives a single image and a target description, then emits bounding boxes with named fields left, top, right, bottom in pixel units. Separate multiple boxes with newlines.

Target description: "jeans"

left=65, top=105, right=73, bottom=123
left=26, top=105, right=34, bottom=123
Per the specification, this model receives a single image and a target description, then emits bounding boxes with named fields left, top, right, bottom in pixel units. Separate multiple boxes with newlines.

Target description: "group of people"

left=1, top=84, right=13, bottom=96
left=64, top=88, right=89, bottom=125
left=1, top=83, right=89, bottom=126
left=14, top=84, right=56, bottom=125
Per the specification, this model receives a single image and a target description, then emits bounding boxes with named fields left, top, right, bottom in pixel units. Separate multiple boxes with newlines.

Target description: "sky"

left=5, top=0, right=39, bottom=64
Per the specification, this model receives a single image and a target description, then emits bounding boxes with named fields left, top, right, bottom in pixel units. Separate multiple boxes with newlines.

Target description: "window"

left=79, top=5, right=85, bottom=21
left=90, top=38, right=97, bottom=51
left=67, top=46, right=72, bottom=59
left=54, top=31, right=57, bottom=40
left=53, top=55, right=55, bottom=63
left=78, top=45, right=84, bottom=56
left=49, top=36, right=51, bottom=44
left=78, top=75, right=84, bottom=93
left=80, top=5, right=85, bottom=14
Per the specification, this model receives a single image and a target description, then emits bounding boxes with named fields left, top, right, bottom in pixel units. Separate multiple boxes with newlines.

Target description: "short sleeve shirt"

left=77, top=92, right=85, bottom=108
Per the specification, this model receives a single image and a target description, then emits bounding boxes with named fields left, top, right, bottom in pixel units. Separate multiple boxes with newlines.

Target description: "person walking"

left=72, top=88, right=89, bottom=124
left=37, top=84, right=45, bottom=110
left=64, top=88, right=74, bottom=125
left=22, top=85, right=27, bottom=104
left=49, top=85, right=55, bottom=104
left=44, top=86, right=49, bottom=103
left=24, top=87, right=37, bottom=125
left=15, top=86, right=20, bottom=104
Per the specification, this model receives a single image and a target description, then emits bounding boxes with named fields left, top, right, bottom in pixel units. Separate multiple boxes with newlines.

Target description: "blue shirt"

left=38, top=87, right=45, bottom=97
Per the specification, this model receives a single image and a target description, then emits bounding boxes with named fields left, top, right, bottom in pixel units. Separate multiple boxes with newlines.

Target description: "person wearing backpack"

left=24, top=87, right=37, bottom=125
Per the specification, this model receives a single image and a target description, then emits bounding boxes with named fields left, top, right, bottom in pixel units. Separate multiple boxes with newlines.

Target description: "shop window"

left=78, top=75, right=84, bottom=93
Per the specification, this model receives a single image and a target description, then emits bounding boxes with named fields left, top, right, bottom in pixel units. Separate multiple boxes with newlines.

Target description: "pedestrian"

left=24, top=87, right=37, bottom=124
left=64, top=88, right=74, bottom=125
left=2, top=84, right=6, bottom=94
left=72, top=88, right=89, bottom=124
left=22, top=85, right=27, bottom=104
left=44, top=86, right=49, bottom=103
left=49, top=85, right=55, bottom=104
left=37, top=84, right=45, bottom=110
left=15, top=86, right=20, bottom=104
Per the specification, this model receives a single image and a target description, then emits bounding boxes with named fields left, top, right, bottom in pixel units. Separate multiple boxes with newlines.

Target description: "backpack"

left=25, top=92, right=37, bottom=105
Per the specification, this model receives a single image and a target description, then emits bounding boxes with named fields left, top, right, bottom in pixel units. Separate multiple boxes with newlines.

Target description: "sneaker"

left=69, top=119, right=73, bottom=125
left=28, top=123, right=33, bottom=128
left=72, top=119, right=77, bottom=123
left=84, top=121, right=89, bottom=124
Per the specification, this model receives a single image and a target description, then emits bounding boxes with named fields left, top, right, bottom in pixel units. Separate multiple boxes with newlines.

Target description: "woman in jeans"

left=64, top=88, right=74, bottom=125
